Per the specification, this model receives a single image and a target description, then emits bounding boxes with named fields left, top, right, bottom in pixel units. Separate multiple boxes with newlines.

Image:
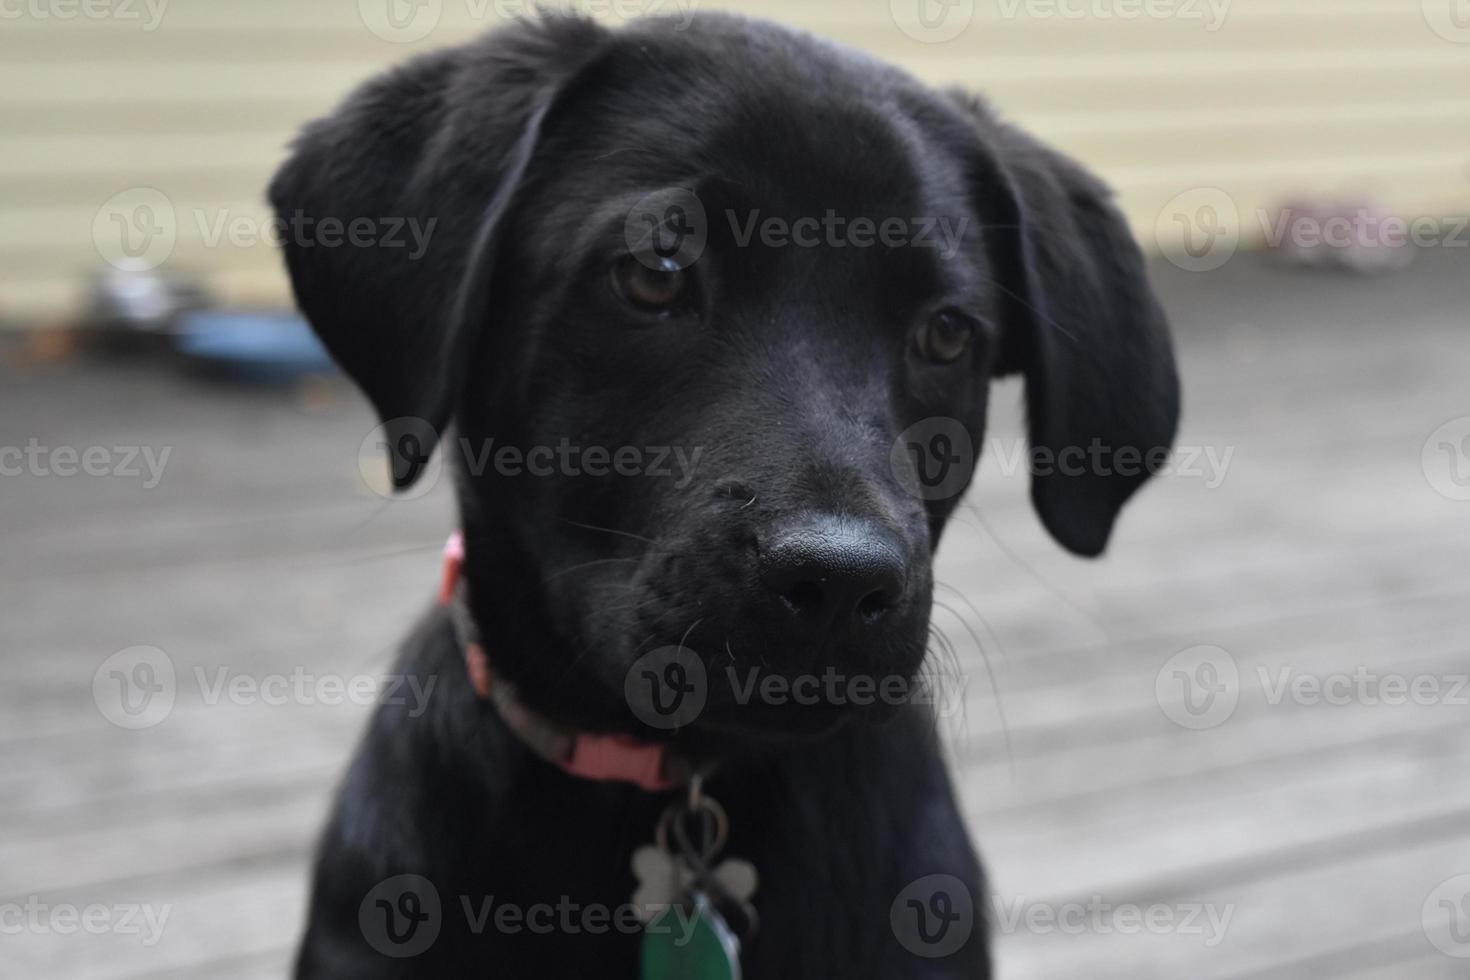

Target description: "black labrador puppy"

left=271, top=12, right=1178, bottom=979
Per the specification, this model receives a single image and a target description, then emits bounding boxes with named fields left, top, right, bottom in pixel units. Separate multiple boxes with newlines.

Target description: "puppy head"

left=271, top=14, right=1178, bottom=744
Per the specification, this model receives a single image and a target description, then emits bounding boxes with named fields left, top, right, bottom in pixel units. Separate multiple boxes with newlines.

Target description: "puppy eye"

left=915, top=309, right=975, bottom=364
left=611, top=254, right=690, bottom=314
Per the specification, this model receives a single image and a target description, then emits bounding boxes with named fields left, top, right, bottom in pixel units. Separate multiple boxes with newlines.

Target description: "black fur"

left=271, top=12, right=1178, bottom=979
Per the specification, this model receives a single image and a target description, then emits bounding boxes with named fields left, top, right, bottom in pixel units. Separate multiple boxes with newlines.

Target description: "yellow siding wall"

left=2, top=0, right=1468, bottom=322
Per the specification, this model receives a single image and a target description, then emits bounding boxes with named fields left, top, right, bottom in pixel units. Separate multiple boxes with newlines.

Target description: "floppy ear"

left=953, top=97, right=1180, bottom=557
left=268, top=16, right=608, bottom=489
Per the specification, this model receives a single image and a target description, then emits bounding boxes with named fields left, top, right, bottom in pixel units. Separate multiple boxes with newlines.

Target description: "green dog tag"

left=640, top=892, right=741, bottom=980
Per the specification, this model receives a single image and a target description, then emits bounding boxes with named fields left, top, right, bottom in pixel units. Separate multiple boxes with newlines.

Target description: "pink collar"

left=439, top=532, right=677, bottom=793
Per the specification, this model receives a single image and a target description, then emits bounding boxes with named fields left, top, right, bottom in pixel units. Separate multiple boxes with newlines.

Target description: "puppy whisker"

left=559, top=518, right=657, bottom=546
left=934, top=581, right=1009, bottom=668
left=962, top=501, right=1111, bottom=643
left=929, top=604, right=1014, bottom=778
left=542, top=556, right=640, bottom=583
left=300, top=537, right=452, bottom=569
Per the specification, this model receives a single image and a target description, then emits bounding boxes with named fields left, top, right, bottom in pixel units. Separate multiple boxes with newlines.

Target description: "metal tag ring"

left=656, top=794, right=729, bottom=862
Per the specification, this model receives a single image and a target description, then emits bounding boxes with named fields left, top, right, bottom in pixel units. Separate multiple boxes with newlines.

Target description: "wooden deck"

left=3, top=249, right=1468, bottom=978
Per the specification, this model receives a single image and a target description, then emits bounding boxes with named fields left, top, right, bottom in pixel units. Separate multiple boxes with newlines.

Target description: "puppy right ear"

left=946, top=92, right=1180, bottom=557
left=268, top=16, right=608, bottom=488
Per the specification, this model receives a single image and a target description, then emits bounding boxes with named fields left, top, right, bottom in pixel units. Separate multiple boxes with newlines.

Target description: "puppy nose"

left=760, top=516, right=907, bottom=631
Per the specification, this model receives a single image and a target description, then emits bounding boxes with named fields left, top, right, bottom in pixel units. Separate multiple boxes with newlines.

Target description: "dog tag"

left=634, top=778, right=756, bottom=980
left=632, top=846, right=759, bottom=917
left=640, top=891, right=741, bottom=980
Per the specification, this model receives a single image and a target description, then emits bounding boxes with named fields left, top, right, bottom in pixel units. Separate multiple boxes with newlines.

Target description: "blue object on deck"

left=175, top=311, right=336, bottom=383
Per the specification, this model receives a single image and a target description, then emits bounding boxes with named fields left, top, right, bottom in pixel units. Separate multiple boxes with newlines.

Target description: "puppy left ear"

left=953, top=96, right=1181, bottom=557
left=268, top=16, right=609, bottom=489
